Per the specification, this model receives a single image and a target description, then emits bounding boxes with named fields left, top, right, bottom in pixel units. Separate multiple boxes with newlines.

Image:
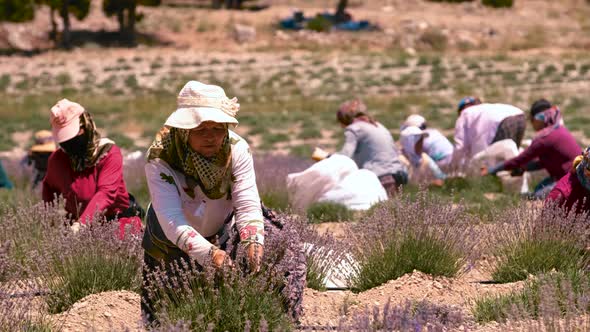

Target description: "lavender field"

left=1, top=0, right=590, bottom=331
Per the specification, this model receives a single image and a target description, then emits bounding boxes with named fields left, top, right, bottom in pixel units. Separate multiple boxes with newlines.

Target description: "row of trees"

left=0, top=0, right=161, bottom=48
left=0, top=0, right=516, bottom=50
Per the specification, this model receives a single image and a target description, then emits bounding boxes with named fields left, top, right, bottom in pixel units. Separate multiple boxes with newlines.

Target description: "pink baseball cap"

left=50, top=98, right=85, bottom=143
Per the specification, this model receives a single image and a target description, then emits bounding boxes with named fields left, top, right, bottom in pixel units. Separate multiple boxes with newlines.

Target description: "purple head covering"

left=533, top=106, right=562, bottom=138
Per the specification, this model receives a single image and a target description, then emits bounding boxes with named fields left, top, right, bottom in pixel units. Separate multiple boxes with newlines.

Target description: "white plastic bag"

left=286, top=154, right=357, bottom=212
left=286, top=155, right=387, bottom=211
left=472, top=139, right=529, bottom=193
left=472, top=139, right=519, bottom=165
left=320, top=169, right=387, bottom=210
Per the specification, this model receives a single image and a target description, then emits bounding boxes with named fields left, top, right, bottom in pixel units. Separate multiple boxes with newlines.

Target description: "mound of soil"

left=301, top=268, right=525, bottom=328
left=51, top=291, right=143, bottom=332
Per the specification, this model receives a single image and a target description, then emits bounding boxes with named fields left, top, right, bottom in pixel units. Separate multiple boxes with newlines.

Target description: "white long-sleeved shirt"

left=144, top=131, right=264, bottom=266
left=453, top=103, right=523, bottom=161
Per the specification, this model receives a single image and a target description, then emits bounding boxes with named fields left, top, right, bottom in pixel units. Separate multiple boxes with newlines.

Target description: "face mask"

left=60, top=134, right=88, bottom=158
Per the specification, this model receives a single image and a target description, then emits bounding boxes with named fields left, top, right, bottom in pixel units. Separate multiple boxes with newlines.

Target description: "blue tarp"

left=279, top=11, right=373, bottom=31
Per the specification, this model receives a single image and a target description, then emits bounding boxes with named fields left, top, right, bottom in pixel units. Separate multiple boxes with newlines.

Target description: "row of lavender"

left=0, top=154, right=589, bottom=331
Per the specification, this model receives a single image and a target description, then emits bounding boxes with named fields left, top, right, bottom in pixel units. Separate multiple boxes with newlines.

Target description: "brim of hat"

left=165, top=107, right=238, bottom=129
left=400, top=127, right=426, bottom=137
left=52, top=116, right=81, bottom=143
left=30, top=142, right=57, bottom=153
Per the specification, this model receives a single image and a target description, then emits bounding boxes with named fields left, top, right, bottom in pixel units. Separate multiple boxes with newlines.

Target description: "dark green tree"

left=482, top=0, right=513, bottom=8
left=0, top=0, right=35, bottom=22
left=212, top=0, right=254, bottom=9
left=37, top=0, right=91, bottom=48
left=102, top=0, right=160, bottom=45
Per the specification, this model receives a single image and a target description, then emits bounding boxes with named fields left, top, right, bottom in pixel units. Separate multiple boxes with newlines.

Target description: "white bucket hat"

left=164, top=81, right=239, bottom=129
left=400, top=125, right=427, bottom=138
left=403, top=114, right=426, bottom=129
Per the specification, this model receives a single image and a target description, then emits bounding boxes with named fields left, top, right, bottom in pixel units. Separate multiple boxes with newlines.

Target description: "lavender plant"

left=254, top=154, right=311, bottom=212
left=0, top=279, right=52, bottom=331
left=0, top=199, right=65, bottom=280
left=37, top=221, right=143, bottom=313
left=488, top=202, right=590, bottom=283
left=346, top=192, right=478, bottom=292
left=145, top=213, right=306, bottom=331
left=306, top=201, right=354, bottom=223
left=473, top=269, right=590, bottom=324
left=337, top=299, right=465, bottom=331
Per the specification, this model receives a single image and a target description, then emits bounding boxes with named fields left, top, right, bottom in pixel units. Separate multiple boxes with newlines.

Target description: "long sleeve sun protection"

left=145, top=131, right=264, bottom=266
left=337, top=121, right=406, bottom=177
left=42, top=145, right=130, bottom=222
left=453, top=103, right=523, bottom=162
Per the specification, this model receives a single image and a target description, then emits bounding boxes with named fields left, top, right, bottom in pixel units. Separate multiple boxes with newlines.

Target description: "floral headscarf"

left=534, top=106, right=562, bottom=139
left=64, top=112, right=113, bottom=172
left=574, top=146, right=590, bottom=192
left=147, top=126, right=233, bottom=200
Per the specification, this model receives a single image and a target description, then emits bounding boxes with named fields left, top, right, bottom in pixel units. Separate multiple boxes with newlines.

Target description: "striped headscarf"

left=147, top=126, right=233, bottom=200
left=65, top=112, right=113, bottom=172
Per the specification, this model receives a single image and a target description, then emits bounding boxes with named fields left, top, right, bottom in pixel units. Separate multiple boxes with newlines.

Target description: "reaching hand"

left=247, top=243, right=264, bottom=273
left=431, top=179, right=445, bottom=187
left=212, top=248, right=233, bottom=269
left=480, top=166, right=489, bottom=176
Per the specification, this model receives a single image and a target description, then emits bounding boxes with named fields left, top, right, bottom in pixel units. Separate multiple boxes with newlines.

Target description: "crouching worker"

left=42, top=99, right=143, bottom=236
left=25, top=130, right=56, bottom=189
left=141, top=81, right=305, bottom=325
left=545, top=146, right=590, bottom=215
left=400, top=126, right=447, bottom=186
left=334, top=99, right=408, bottom=196
left=482, top=99, right=580, bottom=199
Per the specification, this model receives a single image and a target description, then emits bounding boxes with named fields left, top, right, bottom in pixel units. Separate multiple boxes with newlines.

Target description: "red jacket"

left=503, top=126, right=581, bottom=180
left=42, top=145, right=130, bottom=224
left=546, top=171, right=590, bottom=214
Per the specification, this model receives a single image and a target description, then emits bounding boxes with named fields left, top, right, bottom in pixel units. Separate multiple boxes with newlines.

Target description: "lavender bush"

left=403, top=175, right=520, bottom=222
left=347, top=192, right=478, bottom=292
left=488, top=202, right=590, bottom=283
left=0, top=299, right=51, bottom=332
left=337, top=299, right=465, bottom=331
left=254, top=154, right=312, bottom=212
left=37, top=220, right=143, bottom=313
left=0, top=278, right=52, bottom=331
left=307, top=201, right=354, bottom=223
left=473, top=269, right=590, bottom=324
left=145, top=213, right=306, bottom=331
left=0, top=199, right=65, bottom=280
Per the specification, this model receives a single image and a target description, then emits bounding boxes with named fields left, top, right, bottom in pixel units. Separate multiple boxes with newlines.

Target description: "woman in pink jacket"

left=546, top=146, right=590, bottom=215
left=42, top=99, right=142, bottom=235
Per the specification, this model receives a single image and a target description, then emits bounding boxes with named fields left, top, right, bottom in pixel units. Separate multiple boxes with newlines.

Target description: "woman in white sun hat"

left=400, top=125, right=447, bottom=185
left=141, top=81, right=307, bottom=324
left=401, top=114, right=454, bottom=168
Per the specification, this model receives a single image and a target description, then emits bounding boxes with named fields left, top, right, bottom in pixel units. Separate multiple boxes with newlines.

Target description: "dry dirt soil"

left=45, top=261, right=523, bottom=331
